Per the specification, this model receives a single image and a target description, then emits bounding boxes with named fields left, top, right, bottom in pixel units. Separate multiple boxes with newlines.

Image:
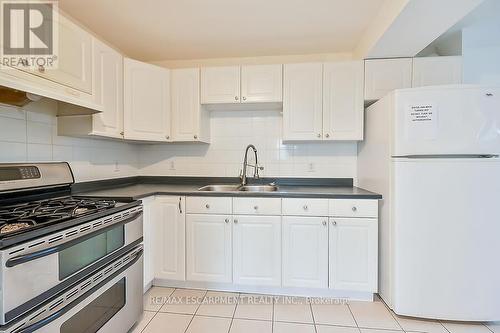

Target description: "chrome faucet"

left=240, top=144, right=263, bottom=186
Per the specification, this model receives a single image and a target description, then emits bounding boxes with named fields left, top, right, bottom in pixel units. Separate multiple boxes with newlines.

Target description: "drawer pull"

left=303, top=205, right=308, bottom=210
left=205, top=204, right=210, bottom=209
left=352, top=206, right=357, bottom=212
left=254, top=205, right=258, bottom=210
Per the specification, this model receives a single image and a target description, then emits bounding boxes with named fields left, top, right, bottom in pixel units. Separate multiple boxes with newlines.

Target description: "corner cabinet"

left=124, top=58, right=171, bottom=141
left=186, top=214, right=232, bottom=283
left=171, top=68, right=210, bottom=143
left=57, top=38, right=124, bottom=139
left=329, top=218, right=378, bottom=292
left=283, top=61, right=364, bottom=141
left=154, top=196, right=186, bottom=281
left=90, top=39, right=124, bottom=138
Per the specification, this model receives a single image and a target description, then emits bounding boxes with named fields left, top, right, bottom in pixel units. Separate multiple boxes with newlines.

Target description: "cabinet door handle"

left=178, top=197, right=182, bottom=214
left=317, top=133, right=321, bottom=138
left=242, top=96, right=247, bottom=101
left=225, top=218, right=230, bottom=223
left=303, top=205, right=308, bottom=210
left=194, top=135, right=198, bottom=139
left=325, top=133, right=330, bottom=138
left=352, top=206, right=357, bottom=212
left=322, top=221, right=327, bottom=226
left=253, top=205, right=258, bottom=210
left=234, top=219, right=238, bottom=223
left=332, top=220, right=337, bottom=226
left=205, top=204, right=210, bottom=209
left=235, top=96, right=239, bottom=101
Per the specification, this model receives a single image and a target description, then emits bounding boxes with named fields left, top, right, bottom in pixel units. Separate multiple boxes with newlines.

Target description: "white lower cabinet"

left=154, top=196, right=186, bottom=281
left=233, top=215, right=281, bottom=286
left=329, top=217, right=378, bottom=292
left=282, top=216, right=329, bottom=288
left=186, top=214, right=232, bottom=283
left=141, top=196, right=156, bottom=290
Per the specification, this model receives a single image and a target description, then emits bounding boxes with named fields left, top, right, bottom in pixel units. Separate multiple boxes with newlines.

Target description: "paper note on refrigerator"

left=406, top=104, right=438, bottom=140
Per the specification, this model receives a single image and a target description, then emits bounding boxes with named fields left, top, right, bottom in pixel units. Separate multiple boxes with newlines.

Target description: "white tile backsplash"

left=0, top=99, right=140, bottom=182
left=139, top=109, right=358, bottom=181
left=0, top=103, right=357, bottom=182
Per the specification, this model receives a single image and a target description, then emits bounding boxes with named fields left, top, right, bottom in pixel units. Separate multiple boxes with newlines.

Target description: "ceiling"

left=58, top=0, right=386, bottom=61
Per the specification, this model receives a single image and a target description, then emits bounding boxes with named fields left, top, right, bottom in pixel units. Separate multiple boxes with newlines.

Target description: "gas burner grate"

left=0, top=197, right=116, bottom=236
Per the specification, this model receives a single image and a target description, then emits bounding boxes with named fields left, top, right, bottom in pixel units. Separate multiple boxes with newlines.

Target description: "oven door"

left=0, top=245, right=143, bottom=333
left=0, top=206, right=142, bottom=325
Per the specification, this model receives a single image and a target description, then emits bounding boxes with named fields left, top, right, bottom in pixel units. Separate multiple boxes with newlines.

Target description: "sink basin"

left=197, top=184, right=241, bottom=192
left=238, top=185, right=279, bottom=192
left=197, top=184, right=279, bottom=192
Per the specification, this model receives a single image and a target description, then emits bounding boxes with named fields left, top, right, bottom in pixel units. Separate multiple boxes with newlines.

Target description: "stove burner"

left=0, top=197, right=116, bottom=237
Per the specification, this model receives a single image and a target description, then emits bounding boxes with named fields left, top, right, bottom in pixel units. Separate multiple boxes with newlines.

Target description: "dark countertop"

left=73, top=176, right=382, bottom=200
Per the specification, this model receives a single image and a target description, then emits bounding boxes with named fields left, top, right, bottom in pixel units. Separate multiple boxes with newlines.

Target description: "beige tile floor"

left=129, top=287, right=499, bottom=333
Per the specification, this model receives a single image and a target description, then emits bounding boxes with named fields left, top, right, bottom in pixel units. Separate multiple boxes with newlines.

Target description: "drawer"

left=329, top=199, right=378, bottom=218
left=282, top=198, right=329, bottom=216
left=186, top=196, right=232, bottom=214
left=233, top=197, right=281, bottom=215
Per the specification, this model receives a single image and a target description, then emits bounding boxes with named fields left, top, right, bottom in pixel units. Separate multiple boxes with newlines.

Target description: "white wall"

left=0, top=102, right=358, bottom=183
left=139, top=109, right=358, bottom=181
left=0, top=100, right=140, bottom=182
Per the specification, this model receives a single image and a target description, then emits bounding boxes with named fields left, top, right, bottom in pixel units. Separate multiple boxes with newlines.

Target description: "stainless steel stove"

left=0, top=163, right=143, bottom=333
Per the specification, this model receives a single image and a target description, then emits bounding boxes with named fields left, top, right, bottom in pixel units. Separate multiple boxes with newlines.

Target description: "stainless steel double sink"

left=197, top=184, right=279, bottom=192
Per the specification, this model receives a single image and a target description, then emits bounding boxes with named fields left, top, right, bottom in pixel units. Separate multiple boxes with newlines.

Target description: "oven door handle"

left=6, top=211, right=142, bottom=268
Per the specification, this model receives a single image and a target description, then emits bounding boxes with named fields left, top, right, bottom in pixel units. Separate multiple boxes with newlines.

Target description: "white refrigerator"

left=358, top=85, right=500, bottom=321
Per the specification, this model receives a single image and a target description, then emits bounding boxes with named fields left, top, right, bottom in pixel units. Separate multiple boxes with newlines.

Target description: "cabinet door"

left=283, top=63, right=323, bottom=140
left=323, top=61, right=364, bottom=141
left=233, top=215, right=281, bottom=286
left=41, top=14, right=92, bottom=94
left=201, top=66, right=240, bottom=104
left=282, top=216, right=328, bottom=288
left=91, top=38, right=123, bottom=138
left=171, top=68, right=208, bottom=142
left=412, top=56, right=462, bottom=87
left=364, top=58, right=412, bottom=101
left=154, top=196, right=186, bottom=281
left=124, top=58, right=170, bottom=141
left=141, top=196, right=156, bottom=290
left=329, top=218, right=378, bottom=292
left=186, top=214, right=232, bottom=283
left=241, top=64, right=282, bottom=103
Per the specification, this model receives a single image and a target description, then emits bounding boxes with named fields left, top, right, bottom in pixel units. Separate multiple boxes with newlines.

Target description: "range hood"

left=0, top=75, right=103, bottom=115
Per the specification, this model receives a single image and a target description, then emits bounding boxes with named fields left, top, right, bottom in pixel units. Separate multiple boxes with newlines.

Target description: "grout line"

left=309, top=301, right=318, bottom=333
left=226, top=292, right=240, bottom=333
left=183, top=289, right=208, bottom=333
left=347, top=303, right=360, bottom=328
left=138, top=310, right=158, bottom=333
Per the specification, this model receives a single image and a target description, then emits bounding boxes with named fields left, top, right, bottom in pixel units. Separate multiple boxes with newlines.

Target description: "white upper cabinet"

left=329, top=218, right=378, bottom=292
left=42, top=14, right=93, bottom=94
left=201, top=66, right=240, bottom=104
left=412, top=56, right=462, bottom=87
left=186, top=214, right=232, bottom=283
left=233, top=215, right=281, bottom=286
left=283, top=63, right=323, bottom=141
left=171, top=68, right=210, bottom=143
left=91, top=38, right=123, bottom=138
left=241, top=64, right=282, bottom=103
left=124, top=58, right=171, bottom=141
left=323, top=61, right=364, bottom=141
left=364, top=58, right=412, bottom=101
left=282, top=216, right=329, bottom=288
left=154, top=196, right=186, bottom=281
